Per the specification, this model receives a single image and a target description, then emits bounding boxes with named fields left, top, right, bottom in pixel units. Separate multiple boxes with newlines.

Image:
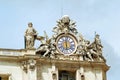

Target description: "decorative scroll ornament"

left=52, top=15, right=78, bottom=35
left=28, top=59, right=36, bottom=71
left=21, top=59, right=36, bottom=73
left=21, top=61, right=28, bottom=73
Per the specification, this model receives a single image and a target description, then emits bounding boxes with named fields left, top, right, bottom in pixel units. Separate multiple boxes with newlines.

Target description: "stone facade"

left=0, top=16, right=109, bottom=80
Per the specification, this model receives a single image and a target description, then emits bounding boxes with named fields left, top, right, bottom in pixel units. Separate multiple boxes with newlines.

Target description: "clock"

left=56, top=33, right=77, bottom=55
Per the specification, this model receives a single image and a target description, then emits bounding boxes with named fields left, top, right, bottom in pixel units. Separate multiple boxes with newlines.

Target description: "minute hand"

left=66, top=37, right=69, bottom=49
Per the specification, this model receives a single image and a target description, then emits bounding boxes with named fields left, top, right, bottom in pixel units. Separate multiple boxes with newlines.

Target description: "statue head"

left=61, top=15, right=70, bottom=25
left=28, top=22, right=33, bottom=27
left=95, top=34, right=100, bottom=39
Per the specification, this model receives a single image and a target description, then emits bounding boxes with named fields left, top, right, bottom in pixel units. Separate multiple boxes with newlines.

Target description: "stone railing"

left=0, top=48, right=36, bottom=56
left=0, top=49, right=25, bottom=56
left=0, top=49, right=22, bottom=56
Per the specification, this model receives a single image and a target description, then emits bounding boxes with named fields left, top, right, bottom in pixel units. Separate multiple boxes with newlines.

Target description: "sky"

left=0, top=0, right=120, bottom=80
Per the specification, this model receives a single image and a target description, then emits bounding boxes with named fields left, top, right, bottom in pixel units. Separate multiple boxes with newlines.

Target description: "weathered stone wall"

left=0, top=61, right=22, bottom=80
left=0, top=49, right=108, bottom=80
left=84, top=67, right=103, bottom=80
left=37, top=63, right=53, bottom=80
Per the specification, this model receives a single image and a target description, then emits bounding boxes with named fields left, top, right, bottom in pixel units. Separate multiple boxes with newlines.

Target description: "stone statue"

left=36, top=39, right=55, bottom=57
left=94, top=34, right=106, bottom=61
left=88, top=33, right=105, bottom=61
left=36, top=31, right=56, bottom=57
left=37, top=44, right=50, bottom=57
left=25, top=22, right=37, bottom=49
left=94, top=34, right=103, bottom=53
left=77, top=34, right=93, bottom=61
left=81, top=40, right=94, bottom=61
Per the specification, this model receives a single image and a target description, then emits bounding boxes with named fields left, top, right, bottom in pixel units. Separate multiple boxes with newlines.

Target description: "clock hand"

left=65, top=41, right=67, bottom=49
left=65, top=37, right=68, bottom=49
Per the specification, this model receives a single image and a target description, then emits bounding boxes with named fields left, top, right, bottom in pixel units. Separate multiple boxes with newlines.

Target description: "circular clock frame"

left=56, top=33, right=78, bottom=55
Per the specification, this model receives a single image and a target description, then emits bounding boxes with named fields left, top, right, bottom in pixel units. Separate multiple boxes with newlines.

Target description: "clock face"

left=56, top=34, right=77, bottom=55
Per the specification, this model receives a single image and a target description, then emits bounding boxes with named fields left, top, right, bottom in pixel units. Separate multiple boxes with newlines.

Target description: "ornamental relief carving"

left=24, top=15, right=106, bottom=62
left=21, top=59, right=36, bottom=73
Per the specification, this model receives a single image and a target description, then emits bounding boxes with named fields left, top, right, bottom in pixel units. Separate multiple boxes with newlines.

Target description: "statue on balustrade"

left=25, top=22, right=37, bottom=49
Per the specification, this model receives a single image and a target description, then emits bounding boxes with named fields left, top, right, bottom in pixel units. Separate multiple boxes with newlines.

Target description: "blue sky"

left=0, top=0, right=120, bottom=80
